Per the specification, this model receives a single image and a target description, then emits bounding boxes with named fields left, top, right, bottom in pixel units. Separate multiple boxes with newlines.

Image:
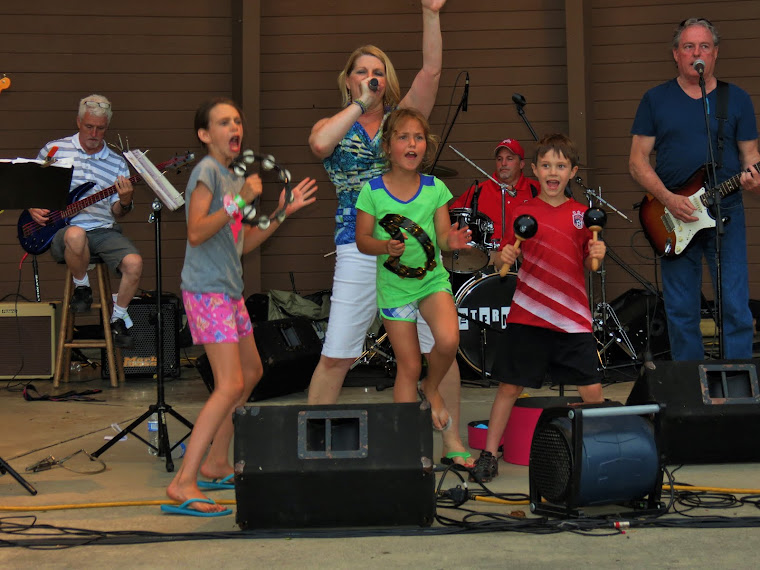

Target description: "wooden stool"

left=54, top=260, right=125, bottom=388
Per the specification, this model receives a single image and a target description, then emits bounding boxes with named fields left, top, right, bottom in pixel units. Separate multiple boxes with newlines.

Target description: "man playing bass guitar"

left=26, top=94, right=142, bottom=349
left=629, top=18, right=760, bottom=361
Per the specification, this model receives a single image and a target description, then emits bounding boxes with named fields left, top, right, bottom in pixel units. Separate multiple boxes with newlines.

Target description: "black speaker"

left=529, top=404, right=663, bottom=518
left=606, top=289, right=670, bottom=362
left=626, top=359, right=760, bottom=464
left=102, top=295, right=181, bottom=378
left=232, top=402, right=435, bottom=529
left=197, top=316, right=321, bottom=401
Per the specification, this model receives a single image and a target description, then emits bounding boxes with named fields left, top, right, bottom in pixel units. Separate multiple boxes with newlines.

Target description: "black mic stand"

left=429, top=72, right=468, bottom=173
left=512, top=93, right=539, bottom=142
left=91, top=199, right=194, bottom=472
left=698, top=72, right=725, bottom=358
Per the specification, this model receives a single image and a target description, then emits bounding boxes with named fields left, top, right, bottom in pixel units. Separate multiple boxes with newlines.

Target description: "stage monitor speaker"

left=529, top=404, right=663, bottom=518
left=196, top=316, right=321, bottom=401
left=0, top=302, right=58, bottom=379
left=102, top=294, right=181, bottom=378
left=626, top=359, right=760, bottom=464
left=607, top=288, right=669, bottom=362
left=233, top=402, right=435, bottom=529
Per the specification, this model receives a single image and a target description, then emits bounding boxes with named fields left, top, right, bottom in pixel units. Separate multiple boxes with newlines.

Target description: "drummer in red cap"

left=449, top=138, right=540, bottom=265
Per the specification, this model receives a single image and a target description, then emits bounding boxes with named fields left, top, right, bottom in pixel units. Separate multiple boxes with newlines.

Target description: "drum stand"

left=592, top=258, right=638, bottom=372
left=351, top=330, right=397, bottom=391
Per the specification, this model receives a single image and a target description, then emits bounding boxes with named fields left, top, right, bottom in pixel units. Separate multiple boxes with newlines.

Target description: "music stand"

left=0, top=159, right=72, bottom=210
left=0, top=162, right=69, bottom=496
left=91, top=151, right=192, bottom=472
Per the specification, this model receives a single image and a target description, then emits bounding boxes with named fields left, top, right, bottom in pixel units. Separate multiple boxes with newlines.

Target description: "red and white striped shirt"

left=502, top=198, right=593, bottom=333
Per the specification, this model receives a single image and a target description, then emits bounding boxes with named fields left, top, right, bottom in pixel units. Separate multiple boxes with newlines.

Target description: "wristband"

left=353, top=100, right=367, bottom=114
left=119, top=200, right=134, bottom=213
left=234, top=194, right=246, bottom=209
left=223, top=194, right=239, bottom=217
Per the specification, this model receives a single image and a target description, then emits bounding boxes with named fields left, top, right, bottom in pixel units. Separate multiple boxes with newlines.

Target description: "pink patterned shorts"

left=182, top=291, right=253, bottom=345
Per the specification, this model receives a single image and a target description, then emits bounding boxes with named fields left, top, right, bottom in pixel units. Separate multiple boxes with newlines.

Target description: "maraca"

left=499, top=214, right=538, bottom=277
left=583, top=207, right=607, bottom=271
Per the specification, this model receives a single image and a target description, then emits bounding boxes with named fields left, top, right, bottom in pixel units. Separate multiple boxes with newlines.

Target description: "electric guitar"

left=639, top=163, right=755, bottom=257
left=0, top=75, right=10, bottom=94
left=17, top=153, right=194, bottom=255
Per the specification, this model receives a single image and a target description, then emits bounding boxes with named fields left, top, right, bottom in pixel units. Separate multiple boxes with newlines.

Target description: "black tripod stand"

left=91, top=199, right=193, bottom=472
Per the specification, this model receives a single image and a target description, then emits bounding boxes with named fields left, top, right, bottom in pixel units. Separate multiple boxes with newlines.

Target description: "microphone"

left=512, top=93, right=526, bottom=107
left=462, top=72, right=469, bottom=112
left=369, top=78, right=378, bottom=92
left=693, top=59, right=705, bottom=75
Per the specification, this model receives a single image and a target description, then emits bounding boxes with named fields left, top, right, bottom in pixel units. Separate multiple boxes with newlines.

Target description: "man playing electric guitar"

left=26, top=94, right=142, bottom=349
left=629, top=18, right=760, bottom=361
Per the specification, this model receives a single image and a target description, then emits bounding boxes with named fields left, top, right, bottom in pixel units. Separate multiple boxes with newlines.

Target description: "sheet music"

left=123, top=150, right=185, bottom=211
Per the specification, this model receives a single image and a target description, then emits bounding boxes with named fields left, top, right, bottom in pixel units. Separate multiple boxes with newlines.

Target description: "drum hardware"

left=448, top=145, right=516, bottom=197
left=575, top=178, right=646, bottom=373
left=442, top=208, right=495, bottom=273
left=351, top=330, right=395, bottom=373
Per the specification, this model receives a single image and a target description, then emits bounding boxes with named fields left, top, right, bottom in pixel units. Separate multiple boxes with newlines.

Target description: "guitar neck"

left=700, top=162, right=760, bottom=206
left=63, top=172, right=143, bottom=217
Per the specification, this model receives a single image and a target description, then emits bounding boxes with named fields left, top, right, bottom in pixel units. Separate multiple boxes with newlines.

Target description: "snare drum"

left=442, top=208, right=495, bottom=273
left=455, top=271, right=517, bottom=377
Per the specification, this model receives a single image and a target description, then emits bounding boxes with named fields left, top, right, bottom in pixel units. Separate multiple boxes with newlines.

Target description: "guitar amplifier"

left=102, top=294, right=181, bottom=379
left=0, top=302, right=59, bottom=379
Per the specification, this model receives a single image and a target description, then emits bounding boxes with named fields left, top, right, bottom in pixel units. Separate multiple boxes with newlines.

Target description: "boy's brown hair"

left=534, top=133, right=580, bottom=167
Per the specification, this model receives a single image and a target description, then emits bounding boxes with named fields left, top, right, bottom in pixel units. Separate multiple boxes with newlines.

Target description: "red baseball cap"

left=494, top=138, right=525, bottom=159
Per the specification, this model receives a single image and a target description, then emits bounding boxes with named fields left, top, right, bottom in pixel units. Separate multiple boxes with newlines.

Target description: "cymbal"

left=427, top=165, right=458, bottom=178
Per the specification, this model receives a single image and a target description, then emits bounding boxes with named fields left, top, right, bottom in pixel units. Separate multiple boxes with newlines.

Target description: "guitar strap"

left=715, top=80, right=729, bottom=171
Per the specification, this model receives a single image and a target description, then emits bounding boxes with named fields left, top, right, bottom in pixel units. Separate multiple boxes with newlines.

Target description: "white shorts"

left=321, top=242, right=434, bottom=358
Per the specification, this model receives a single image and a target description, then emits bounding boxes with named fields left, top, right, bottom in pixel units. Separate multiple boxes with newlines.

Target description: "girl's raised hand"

left=240, top=174, right=263, bottom=204
left=282, top=176, right=318, bottom=216
left=446, top=222, right=471, bottom=250
left=421, top=0, right=447, bottom=13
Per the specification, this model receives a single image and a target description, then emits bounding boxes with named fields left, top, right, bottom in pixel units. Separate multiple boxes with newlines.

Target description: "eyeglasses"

left=679, top=17, right=713, bottom=28
left=83, top=101, right=111, bottom=109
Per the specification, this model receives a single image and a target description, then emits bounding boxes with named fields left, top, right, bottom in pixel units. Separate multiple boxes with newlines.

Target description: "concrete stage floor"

left=1, top=348, right=760, bottom=569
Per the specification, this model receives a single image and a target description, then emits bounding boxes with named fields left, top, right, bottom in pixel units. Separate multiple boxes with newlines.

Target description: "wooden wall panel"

left=0, top=1, right=232, bottom=302
left=2, top=0, right=758, bottom=312
left=259, top=0, right=568, bottom=294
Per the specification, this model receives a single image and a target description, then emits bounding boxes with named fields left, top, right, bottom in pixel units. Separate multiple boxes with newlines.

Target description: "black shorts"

left=493, top=323, right=602, bottom=389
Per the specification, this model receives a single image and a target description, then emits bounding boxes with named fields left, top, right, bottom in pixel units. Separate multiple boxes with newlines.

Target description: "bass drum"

left=455, top=272, right=517, bottom=377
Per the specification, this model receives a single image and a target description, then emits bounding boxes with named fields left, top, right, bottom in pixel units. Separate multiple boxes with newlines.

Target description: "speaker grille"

left=530, top=422, right=573, bottom=503
left=102, top=298, right=180, bottom=378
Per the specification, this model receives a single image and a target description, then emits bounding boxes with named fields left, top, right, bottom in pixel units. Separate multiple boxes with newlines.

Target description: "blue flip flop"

left=197, top=474, right=235, bottom=490
left=161, top=498, right=232, bottom=517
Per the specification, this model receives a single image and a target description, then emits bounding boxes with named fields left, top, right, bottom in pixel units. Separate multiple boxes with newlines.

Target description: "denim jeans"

left=660, top=194, right=753, bottom=360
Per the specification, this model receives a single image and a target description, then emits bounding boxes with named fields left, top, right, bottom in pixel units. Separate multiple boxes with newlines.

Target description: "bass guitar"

left=17, top=153, right=194, bottom=255
left=639, top=163, right=754, bottom=257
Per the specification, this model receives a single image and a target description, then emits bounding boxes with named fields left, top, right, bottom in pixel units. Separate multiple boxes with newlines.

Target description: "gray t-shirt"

left=180, top=155, right=246, bottom=297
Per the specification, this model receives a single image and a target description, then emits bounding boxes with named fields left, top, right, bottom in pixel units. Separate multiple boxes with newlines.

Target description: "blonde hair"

left=338, top=45, right=400, bottom=109
left=381, top=108, right=439, bottom=171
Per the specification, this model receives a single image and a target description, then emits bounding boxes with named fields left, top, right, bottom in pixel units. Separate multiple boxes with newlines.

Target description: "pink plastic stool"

left=502, top=396, right=582, bottom=466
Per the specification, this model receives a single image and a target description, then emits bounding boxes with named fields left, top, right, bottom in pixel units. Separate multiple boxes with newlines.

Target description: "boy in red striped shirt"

left=471, top=133, right=606, bottom=483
